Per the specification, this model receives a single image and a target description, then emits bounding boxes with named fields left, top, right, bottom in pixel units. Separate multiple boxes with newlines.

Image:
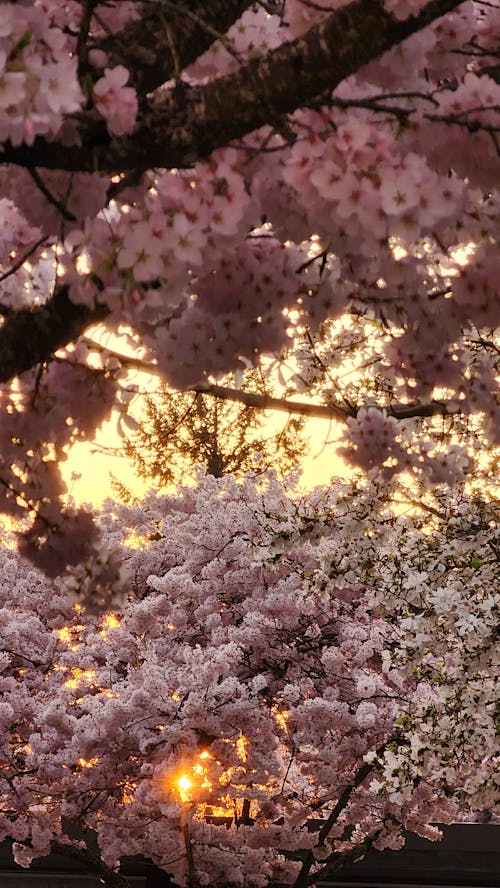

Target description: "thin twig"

left=0, top=234, right=48, bottom=284
left=28, top=168, right=77, bottom=222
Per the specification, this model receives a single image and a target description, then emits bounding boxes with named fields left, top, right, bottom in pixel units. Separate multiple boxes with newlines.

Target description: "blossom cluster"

left=0, top=0, right=498, bottom=568
left=0, top=356, right=118, bottom=574
left=0, top=475, right=497, bottom=885
left=188, top=6, right=283, bottom=80
left=0, top=2, right=82, bottom=145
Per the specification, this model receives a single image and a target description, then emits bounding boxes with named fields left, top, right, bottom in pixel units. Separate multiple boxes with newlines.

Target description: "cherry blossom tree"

left=0, top=0, right=498, bottom=575
left=0, top=9, right=498, bottom=885
left=0, top=473, right=497, bottom=887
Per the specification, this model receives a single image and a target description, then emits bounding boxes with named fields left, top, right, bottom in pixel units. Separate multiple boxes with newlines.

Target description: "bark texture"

left=0, top=0, right=464, bottom=173
left=0, top=289, right=108, bottom=383
left=93, top=0, right=252, bottom=96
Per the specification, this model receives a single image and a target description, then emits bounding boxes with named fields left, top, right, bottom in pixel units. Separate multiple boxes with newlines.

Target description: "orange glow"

left=57, top=624, right=85, bottom=651
left=123, top=530, right=148, bottom=549
left=99, top=612, right=121, bottom=639
left=122, top=781, right=136, bottom=804
left=58, top=627, right=73, bottom=646
left=78, top=757, right=99, bottom=769
left=99, top=687, right=119, bottom=699
left=176, top=774, right=194, bottom=803
left=236, top=735, right=248, bottom=762
left=64, top=668, right=96, bottom=689
left=273, top=709, right=290, bottom=731
left=102, top=613, right=121, bottom=629
left=167, top=749, right=217, bottom=805
left=163, top=743, right=263, bottom=824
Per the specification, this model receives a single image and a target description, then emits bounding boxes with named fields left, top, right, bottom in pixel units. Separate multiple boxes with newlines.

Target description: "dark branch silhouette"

left=0, top=1, right=464, bottom=173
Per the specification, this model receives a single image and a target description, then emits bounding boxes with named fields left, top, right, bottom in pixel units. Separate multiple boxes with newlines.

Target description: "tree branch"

left=292, top=741, right=391, bottom=888
left=310, top=829, right=383, bottom=884
left=79, top=341, right=460, bottom=423
left=92, top=0, right=252, bottom=97
left=194, top=383, right=353, bottom=421
left=194, top=383, right=459, bottom=422
left=0, top=303, right=462, bottom=430
left=0, top=0, right=465, bottom=173
left=51, top=842, right=130, bottom=888
left=0, top=288, right=108, bottom=384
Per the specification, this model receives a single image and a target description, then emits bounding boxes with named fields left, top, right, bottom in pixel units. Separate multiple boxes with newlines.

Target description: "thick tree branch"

left=51, top=842, right=130, bottom=888
left=310, top=829, right=383, bottom=884
left=0, top=289, right=108, bottom=383
left=92, top=0, right=252, bottom=96
left=0, top=300, right=462, bottom=427
left=0, top=1, right=472, bottom=392
left=194, top=383, right=459, bottom=422
left=194, top=383, right=354, bottom=421
left=0, top=0, right=465, bottom=173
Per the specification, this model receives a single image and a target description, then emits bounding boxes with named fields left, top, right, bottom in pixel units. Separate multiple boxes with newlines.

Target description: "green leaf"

left=13, top=30, right=32, bottom=54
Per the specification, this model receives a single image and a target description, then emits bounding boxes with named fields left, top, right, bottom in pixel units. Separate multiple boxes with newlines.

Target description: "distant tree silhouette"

left=113, top=369, right=306, bottom=497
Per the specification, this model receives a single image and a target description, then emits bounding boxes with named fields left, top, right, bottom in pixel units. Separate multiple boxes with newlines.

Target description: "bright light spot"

left=99, top=612, right=121, bottom=638
left=58, top=626, right=73, bottom=646
left=123, top=530, right=148, bottom=549
left=102, top=613, right=120, bottom=629
left=122, top=781, right=135, bottom=804
left=57, top=625, right=84, bottom=651
left=64, top=668, right=96, bottom=689
left=273, top=709, right=290, bottom=731
left=236, top=735, right=248, bottom=762
left=177, top=774, right=193, bottom=803
left=167, top=750, right=217, bottom=805
left=99, top=688, right=119, bottom=699
left=75, top=251, right=91, bottom=275
left=450, top=242, right=476, bottom=267
left=78, top=757, right=99, bottom=769
left=392, top=243, right=408, bottom=260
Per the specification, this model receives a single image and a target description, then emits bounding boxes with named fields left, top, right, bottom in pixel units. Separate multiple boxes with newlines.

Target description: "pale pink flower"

left=336, top=119, right=372, bottom=153
left=355, top=701, right=378, bottom=727
left=309, top=160, right=343, bottom=199
left=210, top=194, right=246, bottom=234
left=379, top=171, right=419, bottom=216
left=39, top=62, right=82, bottom=114
left=0, top=5, right=14, bottom=38
left=117, top=221, right=164, bottom=282
left=169, top=212, right=205, bottom=266
left=0, top=71, right=25, bottom=107
left=93, top=66, right=138, bottom=136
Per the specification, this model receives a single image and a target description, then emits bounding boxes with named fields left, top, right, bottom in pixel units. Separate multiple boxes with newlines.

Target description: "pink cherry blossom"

left=0, top=0, right=496, bottom=585
left=93, top=66, right=138, bottom=136
left=0, top=476, right=497, bottom=885
left=168, top=211, right=205, bottom=266
left=117, top=220, right=164, bottom=282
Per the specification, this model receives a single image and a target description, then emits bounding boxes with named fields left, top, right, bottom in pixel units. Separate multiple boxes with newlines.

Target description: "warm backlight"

left=176, top=774, right=193, bottom=803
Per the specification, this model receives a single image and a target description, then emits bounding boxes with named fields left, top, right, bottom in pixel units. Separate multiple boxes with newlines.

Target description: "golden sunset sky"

left=63, top=326, right=348, bottom=506
left=64, top=410, right=345, bottom=506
